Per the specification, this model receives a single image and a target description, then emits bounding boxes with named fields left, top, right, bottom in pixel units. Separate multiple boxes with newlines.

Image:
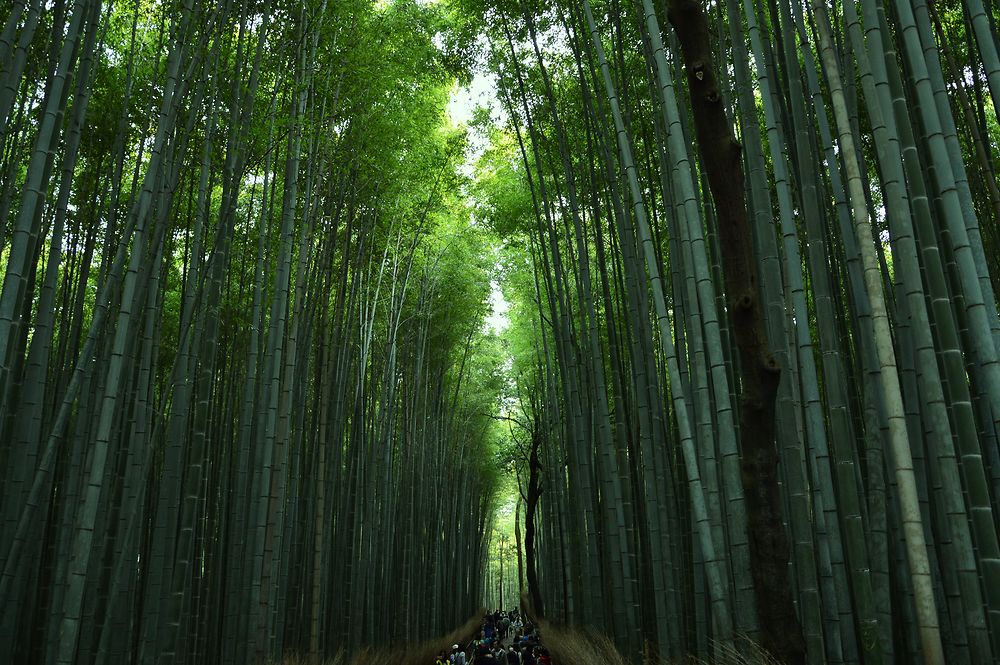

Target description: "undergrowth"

left=531, top=618, right=783, bottom=665
left=272, top=612, right=781, bottom=665
left=271, top=613, right=485, bottom=665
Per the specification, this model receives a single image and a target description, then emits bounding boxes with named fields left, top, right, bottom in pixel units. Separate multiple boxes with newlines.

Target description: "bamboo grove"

left=471, top=0, right=1000, bottom=663
left=4, top=0, right=1000, bottom=663
left=0, top=0, right=507, bottom=663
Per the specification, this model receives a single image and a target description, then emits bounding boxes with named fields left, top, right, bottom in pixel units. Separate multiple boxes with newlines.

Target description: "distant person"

left=520, top=645, right=535, bottom=665
left=506, top=646, right=520, bottom=665
left=436, top=651, right=449, bottom=665
left=475, top=644, right=498, bottom=665
left=451, top=644, right=467, bottom=665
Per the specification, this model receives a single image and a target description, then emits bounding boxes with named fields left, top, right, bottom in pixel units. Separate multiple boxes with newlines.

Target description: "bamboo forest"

left=4, top=0, right=1000, bottom=662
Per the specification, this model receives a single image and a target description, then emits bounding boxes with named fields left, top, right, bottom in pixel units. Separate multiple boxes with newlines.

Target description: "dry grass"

left=273, top=608, right=781, bottom=665
left=528, top=615, right=782, bottom=665
left=533, top=623, right=629, bottom=665
left=272, top=612, right=486, bottom=665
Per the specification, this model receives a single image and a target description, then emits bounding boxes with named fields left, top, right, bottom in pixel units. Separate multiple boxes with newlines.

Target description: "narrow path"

left=454, top=612, right=551, bottom=665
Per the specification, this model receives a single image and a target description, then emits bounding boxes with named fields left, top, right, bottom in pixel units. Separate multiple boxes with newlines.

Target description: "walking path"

left=445, top=611, right=552, bottom=665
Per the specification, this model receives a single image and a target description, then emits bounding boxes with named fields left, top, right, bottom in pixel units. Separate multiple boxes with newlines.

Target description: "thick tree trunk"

left=515, top=496, right=525, bottom=596
left=665, top=1, right=805, bottom=662
left=524, top=428, right=544, bottom=618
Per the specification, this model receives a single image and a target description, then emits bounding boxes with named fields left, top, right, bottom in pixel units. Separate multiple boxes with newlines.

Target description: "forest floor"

left=275, top=615, right=483, bottom=665
left=273, top=613, right=781, bottom=665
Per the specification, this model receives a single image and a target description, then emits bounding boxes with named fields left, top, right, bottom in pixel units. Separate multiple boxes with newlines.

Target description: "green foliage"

left=0, top=0, right=514, bottom=661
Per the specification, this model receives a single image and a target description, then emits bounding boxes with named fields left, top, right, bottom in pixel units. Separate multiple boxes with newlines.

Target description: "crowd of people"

left=435, top=611, right=550, bottom=665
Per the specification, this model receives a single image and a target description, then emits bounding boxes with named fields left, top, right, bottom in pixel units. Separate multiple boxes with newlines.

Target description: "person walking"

left=473, top=643, right=498, bottom=665
left=519, top=645, right=535, bottom=665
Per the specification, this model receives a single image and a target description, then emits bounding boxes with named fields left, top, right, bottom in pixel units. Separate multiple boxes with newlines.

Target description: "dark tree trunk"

left=515, top=496, right=525, bottom=596
left=665, top=0, right=806, bottom=662
left=524, top=427, right=544, bottom=618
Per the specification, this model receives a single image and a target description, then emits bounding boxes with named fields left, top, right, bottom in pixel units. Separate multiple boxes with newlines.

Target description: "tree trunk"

left=665, top=0, right=805, bottom=662
left=524, top=426, right=544, bottom=618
